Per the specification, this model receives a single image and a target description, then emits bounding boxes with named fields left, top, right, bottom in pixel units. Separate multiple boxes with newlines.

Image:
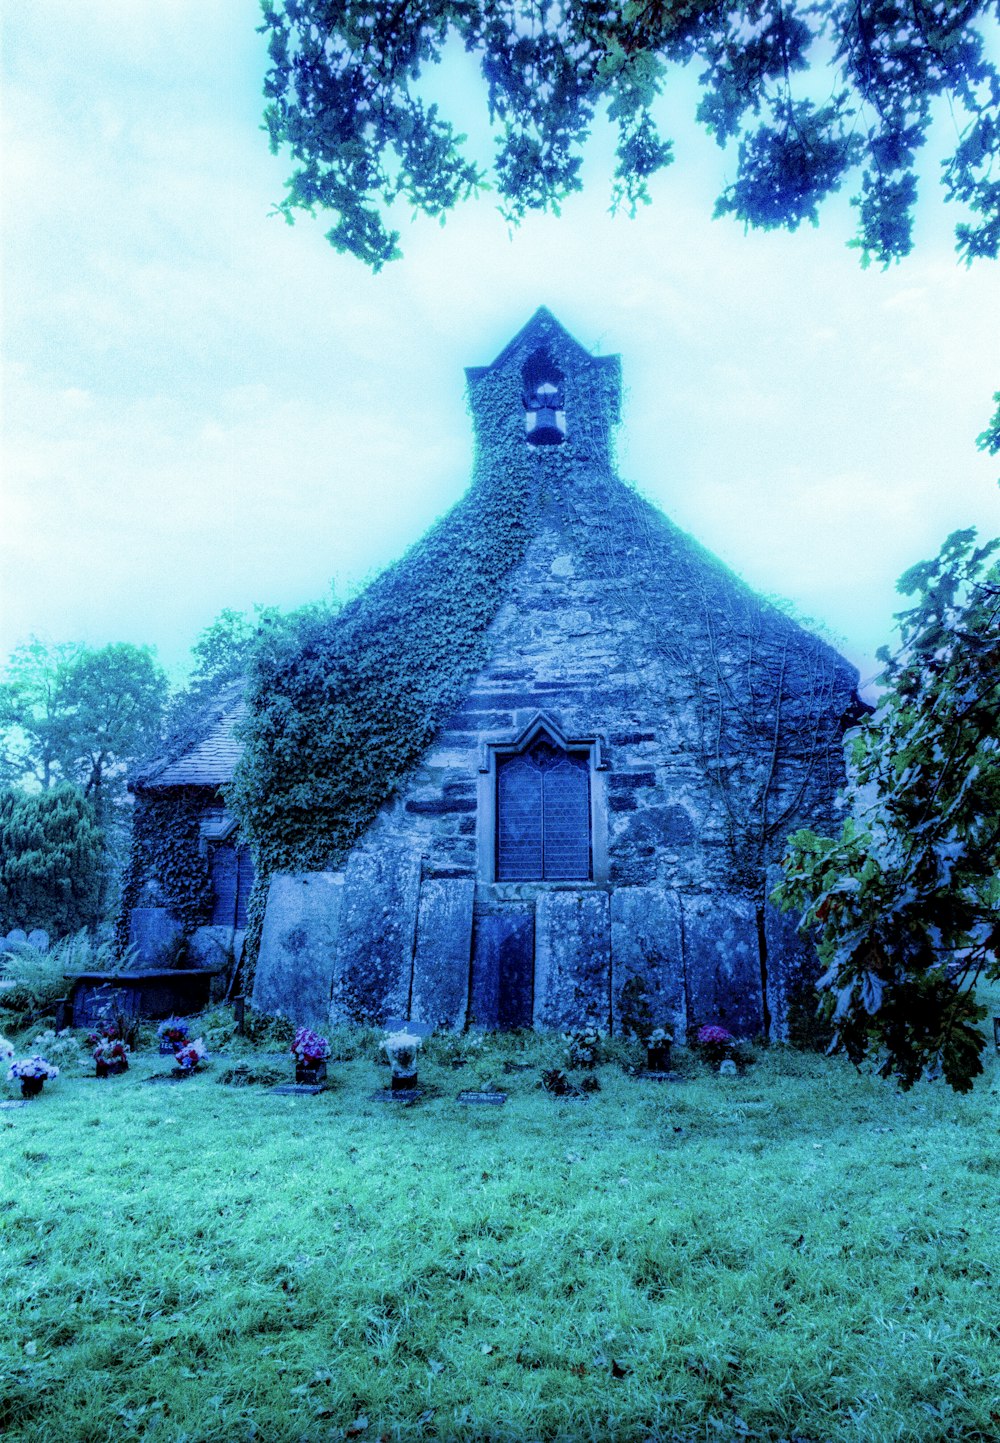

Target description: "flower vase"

left=647, top=1043, right=672, bottom=1073
left=96, top=1058, right=128, bottom=1078
left=20, top=1077, right=44, bottom=1099
left=295, top=1059, right=327, bottom=1085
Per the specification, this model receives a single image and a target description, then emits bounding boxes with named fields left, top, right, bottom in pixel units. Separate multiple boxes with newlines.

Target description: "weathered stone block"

left=330, top=848, right=421, bottom=1026
left=128, top=907, right=184, bottom=969
left=410, top=878, right=475, bottom=1031
left=534, top=891, right=611, bottom=1031
left=470, top=910, right=534, bottom=1029
left=187, top=925, right=236, bottom=970
left=681, top=894, right=763, bottom=1038
left=610, top=888, right=685, bottom=1038
left=253, top=873, right=344, bottom=1030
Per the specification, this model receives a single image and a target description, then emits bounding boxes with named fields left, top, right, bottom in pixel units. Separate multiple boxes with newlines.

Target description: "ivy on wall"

left=114, top=788, right=216, bottom=952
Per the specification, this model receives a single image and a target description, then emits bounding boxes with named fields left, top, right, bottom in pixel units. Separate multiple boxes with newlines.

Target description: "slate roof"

left=133, top=682, right=247, bottom=791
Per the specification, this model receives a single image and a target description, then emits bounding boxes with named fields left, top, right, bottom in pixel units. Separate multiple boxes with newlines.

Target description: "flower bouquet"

left=291, top=1027, right=330, bottom=1085
left=157, top=1018, right=190, bottom=1055
left=173, top=1038, right=207, bottom=1076
left=564, top=1026, right=603, bottom=1069
left=696, top=1024, right=736, bottom=1066
left=8, top=1054, right=59, bottom=1099
left=93, top=1037, right=130, bottom=1078
left=383, top=1030, right=422, bottom=1092
left=646, top=1026, right=673, bottom=1072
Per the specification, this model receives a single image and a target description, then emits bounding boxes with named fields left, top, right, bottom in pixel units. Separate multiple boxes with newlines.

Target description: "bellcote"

left=465, top=308, right=621, bottom=467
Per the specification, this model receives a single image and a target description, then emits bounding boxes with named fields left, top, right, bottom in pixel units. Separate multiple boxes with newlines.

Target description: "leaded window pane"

left=496, top=754, right=543, bottom=880
left=542, top=757, right=591, bottom=879
left=496, top=739, right=591, bottom=881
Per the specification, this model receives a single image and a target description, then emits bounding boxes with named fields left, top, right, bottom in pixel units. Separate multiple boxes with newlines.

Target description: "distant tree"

left=260, top=1, right=1000, bottom=270
left=0, top=641, right=168, bottom=919
left=774, top=529, right=1000, bottom=1093
left=0, top=785, right=103, bottom=936
left=0, top=641, right=167, bottom=827
left=0, top=640, right=80, bottom=792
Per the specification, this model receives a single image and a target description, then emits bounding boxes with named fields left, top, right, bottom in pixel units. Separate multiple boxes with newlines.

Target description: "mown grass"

left=1, top=1029, right=998, bottom=1443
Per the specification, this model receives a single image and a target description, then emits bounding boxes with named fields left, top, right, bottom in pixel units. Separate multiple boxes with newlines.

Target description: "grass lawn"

left=1, top=1028, right=998, bottom=1443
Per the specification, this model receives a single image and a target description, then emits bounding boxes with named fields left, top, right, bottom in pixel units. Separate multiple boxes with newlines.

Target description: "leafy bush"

left=28, top=1028, right=85, bottom=1074
left=0, top=785, right=103, bottom=935
left=0, top=939, right=72, bottom=1012
left=0, top=929, right=136, bottom=1015
left=216, top=1060, right=288, bottom=1087
left=240, top=1007, right=296, bottom=1048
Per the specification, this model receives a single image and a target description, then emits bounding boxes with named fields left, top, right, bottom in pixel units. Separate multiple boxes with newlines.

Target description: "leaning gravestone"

left=610, top=887, right=685, bottom=1037
left=330, top=848, right=421, bottom=1025
left=26, top=929, right=49, bottom=952
left=253, top=872, right=344, bottom=1030
left=4, top=929, right=27, bottom=948
left=409, top=878, right=474, bottom=1031
left=534, top=891, right=611, bottom=1031
left=681, top=894, right=763, bottom=1037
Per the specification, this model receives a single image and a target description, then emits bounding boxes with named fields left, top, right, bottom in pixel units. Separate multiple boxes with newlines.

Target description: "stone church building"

left=126, top=310, right=865, bottom=1040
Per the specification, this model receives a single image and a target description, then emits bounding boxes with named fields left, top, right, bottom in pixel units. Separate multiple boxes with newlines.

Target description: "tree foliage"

left=260, top=1, right=1000, bottom=270
left=0, top=785, right=104, bottom=936
left=774, top=530, right=1000, bottom=1093
left=0, top=640, right=167, bottom=824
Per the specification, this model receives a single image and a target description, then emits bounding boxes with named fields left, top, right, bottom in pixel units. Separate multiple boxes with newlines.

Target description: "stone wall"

left=253, top=485, right=856, bottom=1039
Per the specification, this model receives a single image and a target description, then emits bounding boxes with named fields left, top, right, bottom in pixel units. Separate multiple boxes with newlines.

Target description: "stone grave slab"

left=680, top=894, right=763, bottom=1038
left=128, top=907, right=184, bottom=968
left=469, top=910, right=534, bottom=1029
left=271, top=1083, right=326, bottom=1096
left=330, top=848, right=421, bottom=1026
left=409, top=878, right=474, bottom=1031
left=253, top=872, right=344, bottom=1030
left=610, top=887, right=685, bottom=1038
left=534, top=891, right=611, bottom=1031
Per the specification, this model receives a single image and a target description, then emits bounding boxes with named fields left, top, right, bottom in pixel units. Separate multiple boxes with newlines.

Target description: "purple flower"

left=292, top=1027, right=330, bottom=1062
left=697, top=1025, right=735, bottom=1046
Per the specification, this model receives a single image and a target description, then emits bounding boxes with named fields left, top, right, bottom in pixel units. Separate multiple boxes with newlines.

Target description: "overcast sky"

left=3, top=2, right=999, bottom=697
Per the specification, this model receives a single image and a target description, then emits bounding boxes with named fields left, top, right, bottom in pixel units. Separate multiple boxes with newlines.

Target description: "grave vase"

left=20, top=1077, right=44, bottom=1099
left=96, top=1058, right=128, bottom=1078
left=647, top=1042, right=672, bottom=1073
left=295, top=1058, right=327, bottom=1086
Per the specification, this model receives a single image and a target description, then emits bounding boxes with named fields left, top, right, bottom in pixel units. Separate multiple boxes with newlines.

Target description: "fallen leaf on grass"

left=345, top=1416, right=368, bottom=1436
left=417, top=1409, right=435, bottom=1426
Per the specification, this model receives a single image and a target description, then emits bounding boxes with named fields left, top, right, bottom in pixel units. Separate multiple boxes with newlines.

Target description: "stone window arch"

left=478, top=714, right=607, bottom=885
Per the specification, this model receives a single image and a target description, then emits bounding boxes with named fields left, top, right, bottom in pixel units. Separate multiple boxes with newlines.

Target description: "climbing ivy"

left=114, top=788, right=215, bottom=953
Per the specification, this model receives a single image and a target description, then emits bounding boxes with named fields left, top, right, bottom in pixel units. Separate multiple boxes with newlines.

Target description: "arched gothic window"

left=496, top=737, right=591, bottom=881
